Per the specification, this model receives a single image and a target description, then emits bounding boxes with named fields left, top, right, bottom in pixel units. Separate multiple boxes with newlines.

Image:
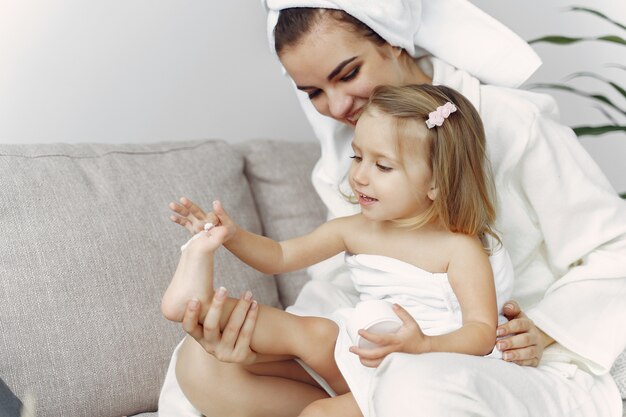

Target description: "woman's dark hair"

left=274, top=8, right=386, bottom=56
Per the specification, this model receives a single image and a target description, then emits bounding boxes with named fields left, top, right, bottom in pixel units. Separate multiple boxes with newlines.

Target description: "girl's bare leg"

left=161, top=230, right=349, bottom=393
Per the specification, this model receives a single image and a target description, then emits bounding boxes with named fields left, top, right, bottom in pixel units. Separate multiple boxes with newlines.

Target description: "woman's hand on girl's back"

left=496, top=300, right=554, bottom=367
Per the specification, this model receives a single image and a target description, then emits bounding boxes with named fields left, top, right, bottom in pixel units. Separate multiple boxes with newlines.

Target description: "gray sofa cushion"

left=612, top=350, right=626, bottom=399
left=238, top=140, right=326, bottom=307
left=0, top=140, right=279, bottom=417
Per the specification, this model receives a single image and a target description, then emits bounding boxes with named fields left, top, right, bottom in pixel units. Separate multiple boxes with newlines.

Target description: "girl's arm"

left=426, top=235, right=497, bottom=356
left=213, top=200, right=350, bottom=275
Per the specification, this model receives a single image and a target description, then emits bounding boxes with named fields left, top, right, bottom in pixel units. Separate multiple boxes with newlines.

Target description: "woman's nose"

left=327, top=90, right=352, bottom=120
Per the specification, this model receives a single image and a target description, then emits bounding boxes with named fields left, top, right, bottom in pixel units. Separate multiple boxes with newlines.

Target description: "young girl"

left=161, top=84, right=514, bottom=417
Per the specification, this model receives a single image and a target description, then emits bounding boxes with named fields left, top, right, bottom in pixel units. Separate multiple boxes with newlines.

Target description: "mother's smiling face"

left=277, top=13, right=420, bottom=128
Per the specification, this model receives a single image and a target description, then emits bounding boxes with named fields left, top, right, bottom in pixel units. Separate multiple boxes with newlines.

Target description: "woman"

left=159, top=1, right=626, bottom=416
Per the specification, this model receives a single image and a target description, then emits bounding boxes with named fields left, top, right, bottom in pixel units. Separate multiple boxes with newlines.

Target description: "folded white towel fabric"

left=264, top=0, right=541, bottom=88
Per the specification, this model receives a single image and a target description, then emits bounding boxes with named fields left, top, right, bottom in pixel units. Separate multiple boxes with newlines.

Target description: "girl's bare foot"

left=161, top=226, right=229, bottom=322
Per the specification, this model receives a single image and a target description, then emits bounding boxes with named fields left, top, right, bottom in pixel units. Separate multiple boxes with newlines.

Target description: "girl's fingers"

left=392, top=303, right=418, bottom=326
left=181, top=197, right=207, bottom=219
left=169, top=201, right=189, bottom=216
left=359, top=357, right=384, bottom=368
left=170, top=215, right=195, bottom=234
left=358, top=329, right=398, bottom=347
left=212, top=200, right=225, bottom=220
left=350, top=344, right=392, bottom=360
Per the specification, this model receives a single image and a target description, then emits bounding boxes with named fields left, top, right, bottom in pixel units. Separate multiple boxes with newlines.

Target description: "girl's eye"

left=376, top=163, right=392, bottom=172
left=350, top=155, right=362, bottom=162
left=341, top=66, right=360, bottom=82
left=308, top=89, right=322, bottom=99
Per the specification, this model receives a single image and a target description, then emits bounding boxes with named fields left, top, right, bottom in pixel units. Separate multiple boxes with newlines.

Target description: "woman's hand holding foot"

left=182, top=289, right=259, bottom=365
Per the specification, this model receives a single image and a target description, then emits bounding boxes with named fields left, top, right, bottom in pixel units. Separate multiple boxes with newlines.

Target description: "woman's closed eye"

left=308, top=89, right=322, bottom=100
left=349, top=155, right=362, bottom=162
left=341, top=66, right=360, bottom=82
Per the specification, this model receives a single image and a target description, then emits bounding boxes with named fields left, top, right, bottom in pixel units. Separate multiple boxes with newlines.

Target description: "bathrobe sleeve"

left=516, top=108, right=626, bottom=374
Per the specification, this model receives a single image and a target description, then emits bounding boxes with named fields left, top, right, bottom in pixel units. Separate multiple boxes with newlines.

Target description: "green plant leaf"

left=529, top=35, right=579, bottom=45
left=572, top=125, right=626, bottom=136
left=592, top=105, right=619, bottom=125
left=598, top=35, right=626, bottom=45
left=620, top=192, right=626, bottom=199
left=606, top=64, right=626, bottom=72
left=569, top=7, right=626, bottom=32
left=528, top=35, right=626, bottom=46
left=565, top=72, right=626, bottom=101
left=527, top=83, right=626, bottom=116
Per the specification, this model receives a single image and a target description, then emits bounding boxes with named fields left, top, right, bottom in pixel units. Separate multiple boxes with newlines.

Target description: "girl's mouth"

left=357, top=192, right=378, bottom=205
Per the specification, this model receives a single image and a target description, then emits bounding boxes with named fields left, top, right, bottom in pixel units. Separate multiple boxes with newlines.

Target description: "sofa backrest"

left=237, top=140, right=326, bottom=307
left=0, top=139, right=324, bottom=416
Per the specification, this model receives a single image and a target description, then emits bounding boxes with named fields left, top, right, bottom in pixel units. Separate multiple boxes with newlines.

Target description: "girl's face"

left=349, top=110, right=436, bottom=222
left=279, top=20, right=415, bottom=127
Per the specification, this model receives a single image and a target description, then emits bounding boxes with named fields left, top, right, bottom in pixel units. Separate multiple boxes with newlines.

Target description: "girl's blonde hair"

left=364, top=84, right=497, bottom=240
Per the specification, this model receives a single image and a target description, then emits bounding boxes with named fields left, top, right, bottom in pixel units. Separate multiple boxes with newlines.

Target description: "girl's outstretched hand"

left=211, top=200, right=238, bottom=243
left=169, top=197, right=216, bottom=234
left=349, top=304, right=430, bottom=368
left=496, top=300, right=554, bottom=367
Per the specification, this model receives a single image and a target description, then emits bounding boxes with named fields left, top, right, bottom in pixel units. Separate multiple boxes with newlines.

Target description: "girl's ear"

left=427, top=180, right=438, bottom=201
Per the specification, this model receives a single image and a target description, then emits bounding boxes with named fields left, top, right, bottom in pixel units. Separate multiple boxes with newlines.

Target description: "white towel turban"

left=264, top=0, right=541, bottom=88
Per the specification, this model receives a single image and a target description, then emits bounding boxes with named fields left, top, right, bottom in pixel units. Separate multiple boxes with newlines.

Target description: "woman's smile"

left=346, top=107, right=364, bottom=126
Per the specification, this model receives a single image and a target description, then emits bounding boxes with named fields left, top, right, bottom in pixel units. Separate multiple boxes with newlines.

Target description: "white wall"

left=0, top=0, right=624, bottom=192
left=0, top=0, right=310, bottom=144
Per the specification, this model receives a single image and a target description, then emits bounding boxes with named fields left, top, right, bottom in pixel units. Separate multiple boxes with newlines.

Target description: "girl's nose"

left=352, top=164, right=369, bottom=186
left=327, top=91, right=352, bottom=120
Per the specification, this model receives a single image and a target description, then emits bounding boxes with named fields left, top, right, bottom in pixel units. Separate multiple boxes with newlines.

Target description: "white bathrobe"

left=286, top=57, right=626, bottom=416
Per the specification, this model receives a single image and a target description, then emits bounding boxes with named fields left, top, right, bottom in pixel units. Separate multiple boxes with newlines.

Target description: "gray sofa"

left=0, top=139, right=624, bottom=416
left=0, top=139, right=326, bottom=416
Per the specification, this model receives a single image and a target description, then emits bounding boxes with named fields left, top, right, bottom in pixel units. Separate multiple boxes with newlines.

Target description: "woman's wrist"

left=539, top=329, right=555, bottom=349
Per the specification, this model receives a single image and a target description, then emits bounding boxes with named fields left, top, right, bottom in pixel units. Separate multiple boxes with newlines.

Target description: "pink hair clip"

left=426, top=102, right=457, bottom=129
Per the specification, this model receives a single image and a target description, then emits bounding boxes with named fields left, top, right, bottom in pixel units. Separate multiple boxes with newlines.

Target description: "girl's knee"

left=302, top=317, right=338, bottom=346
